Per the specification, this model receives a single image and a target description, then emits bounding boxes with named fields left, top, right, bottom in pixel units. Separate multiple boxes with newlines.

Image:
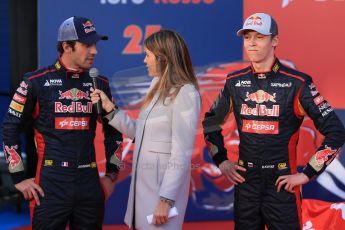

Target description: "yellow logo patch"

left=55, top=62, right=61, bottom=70
left=44, top=160, right=53, bottom=166
left=278, top=163, right=287, bottom=170
left=273, top=63, right=280, bottom=73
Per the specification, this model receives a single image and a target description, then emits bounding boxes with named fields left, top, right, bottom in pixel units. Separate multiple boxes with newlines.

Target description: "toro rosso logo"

left=246, top=16, right=262, bottom=26
left=4, top=145, right=22, bottom=170
left=245, top=90, right=276, bottom=103
left=59, top=88, right=90, bottom=101
left=315, top=145, right=337, bottom=166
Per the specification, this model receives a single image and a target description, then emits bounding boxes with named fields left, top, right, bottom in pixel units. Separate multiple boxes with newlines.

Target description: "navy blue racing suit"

left=2, top=59, right=122, bottom=230
left=202, top=58, right=345, bottom=230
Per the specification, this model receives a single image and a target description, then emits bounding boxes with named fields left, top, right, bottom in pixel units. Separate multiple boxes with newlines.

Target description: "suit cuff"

left=160, top=196, right=175, bottom=207
left=303, top=163, right=317, bottom=179
left=104, top=108, right=119, bottom=121
left=10, top=171, right=25, bottom=185
left=213, top=151, right=228, bottom=167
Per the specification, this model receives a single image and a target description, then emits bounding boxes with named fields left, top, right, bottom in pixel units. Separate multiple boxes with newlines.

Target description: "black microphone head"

left=89, top=67, right=99, bottom=78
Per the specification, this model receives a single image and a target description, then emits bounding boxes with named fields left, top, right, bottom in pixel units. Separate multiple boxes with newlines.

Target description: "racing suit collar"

left=251, top=57, right=281, bottom=79
left=55, top=58, right=86, bottom=79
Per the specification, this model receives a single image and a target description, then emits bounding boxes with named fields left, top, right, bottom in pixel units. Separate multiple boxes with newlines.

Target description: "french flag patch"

left=61, top=162, right=69, bottom=167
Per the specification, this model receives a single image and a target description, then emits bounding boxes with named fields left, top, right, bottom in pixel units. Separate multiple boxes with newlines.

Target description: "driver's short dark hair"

left=57, top=41, right=76, bottom=54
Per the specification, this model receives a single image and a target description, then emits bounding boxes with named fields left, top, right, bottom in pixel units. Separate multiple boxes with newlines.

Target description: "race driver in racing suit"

left=202, top=13, right=345, bottom=230
left=2, top=16, right=122, bottom=229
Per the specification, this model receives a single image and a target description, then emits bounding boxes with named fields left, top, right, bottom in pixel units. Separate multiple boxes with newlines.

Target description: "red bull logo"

left=315, top=145, right=337, bottom=166
left=241, top=104, right=280, bottom=117
left=59, top=88, right=90, bottom=101
left=55, top=102, right=93, bottom=113
left=245, top=90, right=276, bottom=103
left=83, top=21, right=94, bottom=28
left=4, top=145, right=23, bottom=171
left=59, top=90, right=73, bottom=100
left=83, top=20, right=96, bottom=34
left=246, top=16, right=262, bottom=26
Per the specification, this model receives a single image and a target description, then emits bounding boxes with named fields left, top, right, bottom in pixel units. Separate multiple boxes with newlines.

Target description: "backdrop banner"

left=38, top=0, right=345, bottom=226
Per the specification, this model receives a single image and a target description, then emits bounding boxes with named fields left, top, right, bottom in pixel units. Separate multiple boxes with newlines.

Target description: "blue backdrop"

left=38, top=0, right=243, bottom=77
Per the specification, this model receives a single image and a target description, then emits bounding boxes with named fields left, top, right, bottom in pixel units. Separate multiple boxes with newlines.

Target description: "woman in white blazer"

left=91, top=29, right=201, bottom=230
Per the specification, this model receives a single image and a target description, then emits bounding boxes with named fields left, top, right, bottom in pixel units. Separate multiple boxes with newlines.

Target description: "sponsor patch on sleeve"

left=8, top=108, right=22, bottom=118
left=313, top=95, right=324, bottom=106
left=13, top=93, right=27, bottom=104
left=9, top=100, right=24, bottom=113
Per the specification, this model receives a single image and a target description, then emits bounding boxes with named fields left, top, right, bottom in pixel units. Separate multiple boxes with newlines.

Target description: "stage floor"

left=14, top=221, right=234, bottom=230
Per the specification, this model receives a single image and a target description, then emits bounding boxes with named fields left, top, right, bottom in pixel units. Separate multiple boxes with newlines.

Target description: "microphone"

left=89, top=67, right=102, bottom=115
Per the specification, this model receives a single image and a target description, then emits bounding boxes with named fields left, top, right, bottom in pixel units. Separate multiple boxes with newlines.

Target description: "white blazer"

left=108, top=77, right=201, bottom=229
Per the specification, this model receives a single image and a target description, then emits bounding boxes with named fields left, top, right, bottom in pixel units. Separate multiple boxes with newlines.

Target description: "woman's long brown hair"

left=142, top=29, right=199, bottom=107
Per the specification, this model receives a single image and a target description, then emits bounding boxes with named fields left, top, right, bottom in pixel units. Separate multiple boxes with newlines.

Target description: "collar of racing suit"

left=251, top=57, right=281, bottom=79
left=54, top=57, right=87, bottom=79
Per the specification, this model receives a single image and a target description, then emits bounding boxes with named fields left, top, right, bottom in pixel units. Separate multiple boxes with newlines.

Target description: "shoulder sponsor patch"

left=313, top=95, right=324, bottom=106
left=16, top=86, right=28, bottom=96
left=10, top=100, right=24, bottom=113
left=20, top=81, right=28, bottom=89
left=8, top=108, right=22, bottom=118
left=13, top=93, right=27, bottom=104
left=310, top=90, right=319, bottom=97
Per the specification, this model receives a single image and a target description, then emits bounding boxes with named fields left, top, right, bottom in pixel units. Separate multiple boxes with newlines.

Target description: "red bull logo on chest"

left=59, top=88, right=90, bottom=101
left=245, top=90, right=276, bottom=103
